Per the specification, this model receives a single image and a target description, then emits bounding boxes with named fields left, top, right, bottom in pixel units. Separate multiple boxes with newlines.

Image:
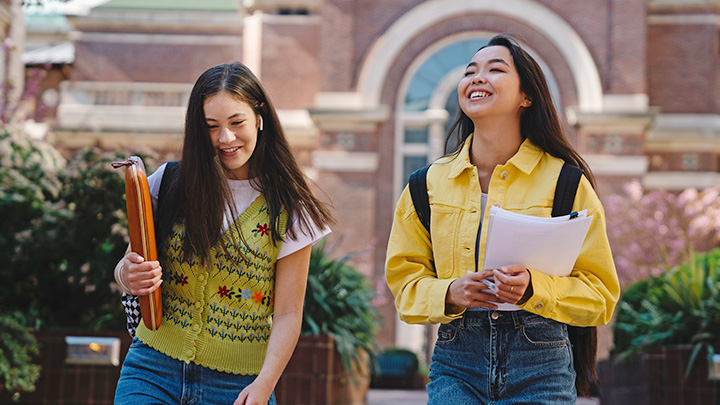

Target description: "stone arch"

left=357, top=0, right=603, bottom=112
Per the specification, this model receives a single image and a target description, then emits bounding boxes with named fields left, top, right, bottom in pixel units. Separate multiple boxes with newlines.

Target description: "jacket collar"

left=447, top=134, right=544, bottom=179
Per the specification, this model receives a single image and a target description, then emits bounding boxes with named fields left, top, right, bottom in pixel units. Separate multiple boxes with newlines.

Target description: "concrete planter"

left=598, top=345, right=720, bottom=405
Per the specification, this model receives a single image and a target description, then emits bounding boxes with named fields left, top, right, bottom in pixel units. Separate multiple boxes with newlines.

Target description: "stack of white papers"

left=480, top=206, right=592, bottom=311
left=483, top=205, right=592, bottom=277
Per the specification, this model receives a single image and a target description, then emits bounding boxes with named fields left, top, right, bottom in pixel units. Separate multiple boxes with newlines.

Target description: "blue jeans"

left=115, top=337, right=276, bottom=405
left=427, top=310, right=576, bottom=405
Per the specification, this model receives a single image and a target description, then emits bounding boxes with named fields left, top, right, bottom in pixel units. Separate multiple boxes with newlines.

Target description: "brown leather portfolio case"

left=113, top=156, right=162, bottom=331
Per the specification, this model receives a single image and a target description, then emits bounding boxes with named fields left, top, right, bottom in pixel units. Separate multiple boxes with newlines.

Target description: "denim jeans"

left=426, top=310, right=576, bottom=405
left=115, top=337, right=276, bottom=405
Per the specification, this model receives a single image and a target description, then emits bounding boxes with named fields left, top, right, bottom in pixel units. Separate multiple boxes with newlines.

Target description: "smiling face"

left=458, top=45, right=530, bottom=122
left=204, top=91, right=260, bottom=180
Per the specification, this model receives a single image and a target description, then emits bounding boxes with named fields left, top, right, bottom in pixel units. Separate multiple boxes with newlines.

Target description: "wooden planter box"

left=276, top=334, right=370, bottom=405
left=1, top=330, right=132, bottom=405
left=598, top=345, right=720, bottom=405
left=3, top=332, right=368, bottom=404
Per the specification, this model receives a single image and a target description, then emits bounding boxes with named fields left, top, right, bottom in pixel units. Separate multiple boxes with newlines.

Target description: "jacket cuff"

left=517, top=268, right=555, bottom=317
left=431, top=278, right=465, bottom=323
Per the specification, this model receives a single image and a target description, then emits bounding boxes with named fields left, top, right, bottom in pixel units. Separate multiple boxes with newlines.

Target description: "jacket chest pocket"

left=429, top=204, right=478, bottom=278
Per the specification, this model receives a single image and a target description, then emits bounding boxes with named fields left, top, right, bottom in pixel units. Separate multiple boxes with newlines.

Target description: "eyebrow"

left=205, top=112, right=248, bottom=121
left=466, top=58, right=511, bottom=69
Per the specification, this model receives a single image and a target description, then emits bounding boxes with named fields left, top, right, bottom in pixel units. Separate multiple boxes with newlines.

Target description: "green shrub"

left=0, top=312, right=41, bottom=402
left=302, top=240, right=381, bottom=375
left=612, top=248, right=720, bottom=376
left=0, top=126, right=158, bottom=330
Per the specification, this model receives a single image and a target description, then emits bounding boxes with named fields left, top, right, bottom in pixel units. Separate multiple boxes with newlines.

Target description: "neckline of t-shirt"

left=226, top=178, right=258, bottom=190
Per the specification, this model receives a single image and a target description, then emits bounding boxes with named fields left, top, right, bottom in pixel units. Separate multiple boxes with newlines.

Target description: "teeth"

left=221, top=147, right=240, bottom=153
left=470, top=91, right=490, bottom=98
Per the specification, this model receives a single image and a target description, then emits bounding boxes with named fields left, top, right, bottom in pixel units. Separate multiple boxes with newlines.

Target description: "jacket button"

left=198, top=274, right=205, bottom=282
left=185, top=349, right=194, bottom=357
left=534, top=302, right=545, bottom=310
left=192, top=324, right=200, bottom=332
left=500, top=171, right=510, bottom=180
left=492, top=202, right=502, bottom=208
left=195, top=301, right=202, bottom=309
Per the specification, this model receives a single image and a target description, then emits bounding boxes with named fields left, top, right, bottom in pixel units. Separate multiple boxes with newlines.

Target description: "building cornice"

left=648, top=13, right=720, bottom=25
left=644, top=171, right=720, bottom=189
left=67, top=9, right=244, bottom=34
left=243, top=0, right=321, bottom=12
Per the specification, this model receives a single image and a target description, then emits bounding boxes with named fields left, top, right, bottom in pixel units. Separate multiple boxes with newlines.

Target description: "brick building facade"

left=25, top=0, right=720, bottom=360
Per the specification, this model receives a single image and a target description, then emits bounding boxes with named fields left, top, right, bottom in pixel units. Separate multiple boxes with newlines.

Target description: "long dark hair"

left=157, top=62, right=333, bottom=265
left=446, top=34, right=598, bottom=397
left=445, top=34, right=596, bottom=188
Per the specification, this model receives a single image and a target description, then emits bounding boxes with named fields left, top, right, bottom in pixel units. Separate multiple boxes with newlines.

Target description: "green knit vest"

left=136, top=194, right=286, bottom=375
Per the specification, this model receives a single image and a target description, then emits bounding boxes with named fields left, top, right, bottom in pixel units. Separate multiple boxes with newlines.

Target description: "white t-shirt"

left=147, top=163, right=331, bottom=260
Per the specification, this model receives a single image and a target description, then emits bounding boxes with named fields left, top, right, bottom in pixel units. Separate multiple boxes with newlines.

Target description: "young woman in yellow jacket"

left=386, top=35, right=620, bottom=404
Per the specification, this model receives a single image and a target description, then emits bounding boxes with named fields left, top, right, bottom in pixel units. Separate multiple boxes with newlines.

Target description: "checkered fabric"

left=121, top=292, right=141, bottom=337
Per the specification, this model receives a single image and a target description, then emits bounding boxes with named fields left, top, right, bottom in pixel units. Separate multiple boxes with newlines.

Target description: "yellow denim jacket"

left=385, top=135, right=620, bottom=327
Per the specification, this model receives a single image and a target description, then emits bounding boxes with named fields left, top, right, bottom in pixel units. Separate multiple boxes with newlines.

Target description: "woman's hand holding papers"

left=446, top=270, right=500, bottom=309
left=493, top=264, right=530, bottom=304
left=446, top=264, right=530, bottom=308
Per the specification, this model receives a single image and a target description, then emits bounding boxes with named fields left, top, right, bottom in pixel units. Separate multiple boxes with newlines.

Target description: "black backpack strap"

left=551, top=162, right=598, bottom=396
left=551, top=163, right=583, bottom=217
left=408, top=165, right=431, bottom=234
left=157, top=161, right=179, bottom=211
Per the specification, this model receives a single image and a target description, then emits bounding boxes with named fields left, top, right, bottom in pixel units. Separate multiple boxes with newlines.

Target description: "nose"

left=218, top=127, right=235, bottom=143
left=472, top=75, right=485, bottom=85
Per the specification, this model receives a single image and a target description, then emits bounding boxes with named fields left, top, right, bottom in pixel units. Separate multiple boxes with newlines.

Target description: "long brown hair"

left=445, top=34, right=596, bottom=189
left=157, top=62, right=333, bottom=265
left=445, top=34, right=599, bottom=397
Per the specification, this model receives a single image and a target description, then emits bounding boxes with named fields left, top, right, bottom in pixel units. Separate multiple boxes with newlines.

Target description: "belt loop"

left=459, top=313, right=466, bottom=329
left=512, top=311, right=522, bottom=328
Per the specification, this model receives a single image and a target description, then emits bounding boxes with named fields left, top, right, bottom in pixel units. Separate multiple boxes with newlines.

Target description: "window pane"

left=403, top=155, right=428, bottom=183
left=404, top=38, right=489, bottom=112
left=405, top=128, right=429, bottom=143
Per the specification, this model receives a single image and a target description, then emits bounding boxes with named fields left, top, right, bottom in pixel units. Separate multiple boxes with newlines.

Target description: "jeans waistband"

left=455, top=309, right=544, bottom=328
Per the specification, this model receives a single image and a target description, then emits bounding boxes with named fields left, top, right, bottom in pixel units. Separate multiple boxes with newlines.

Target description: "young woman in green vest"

left=113, top=62, right=333, bottom=405
left=386, top=35, right=620, bottom=403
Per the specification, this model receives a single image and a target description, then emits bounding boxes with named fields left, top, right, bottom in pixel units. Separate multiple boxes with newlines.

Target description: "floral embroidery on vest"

left=159, top=195, right=285, bottom=344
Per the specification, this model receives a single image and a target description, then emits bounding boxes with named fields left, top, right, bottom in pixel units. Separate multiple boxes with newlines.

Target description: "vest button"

left=500, top=171, right=510, bottom=180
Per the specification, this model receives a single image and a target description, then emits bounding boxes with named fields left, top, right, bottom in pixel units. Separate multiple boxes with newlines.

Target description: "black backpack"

left=407, top=162, right=597, bottom=396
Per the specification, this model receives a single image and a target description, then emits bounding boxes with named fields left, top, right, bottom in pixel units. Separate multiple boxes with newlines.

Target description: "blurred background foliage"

left=604, top=181, right=720, bottom=288
left=612, top=247, right=720, bottom=375
left=303, top=239, right=381, bottom=375
left=0, top=125, right=161, bottom=331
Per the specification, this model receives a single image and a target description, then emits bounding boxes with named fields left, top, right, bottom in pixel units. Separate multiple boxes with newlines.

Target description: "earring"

left=258, top=116, right=263, bottom=131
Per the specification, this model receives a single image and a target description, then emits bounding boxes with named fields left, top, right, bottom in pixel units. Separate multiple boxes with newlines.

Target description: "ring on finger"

left=510, top=286, right=514, bottom=293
